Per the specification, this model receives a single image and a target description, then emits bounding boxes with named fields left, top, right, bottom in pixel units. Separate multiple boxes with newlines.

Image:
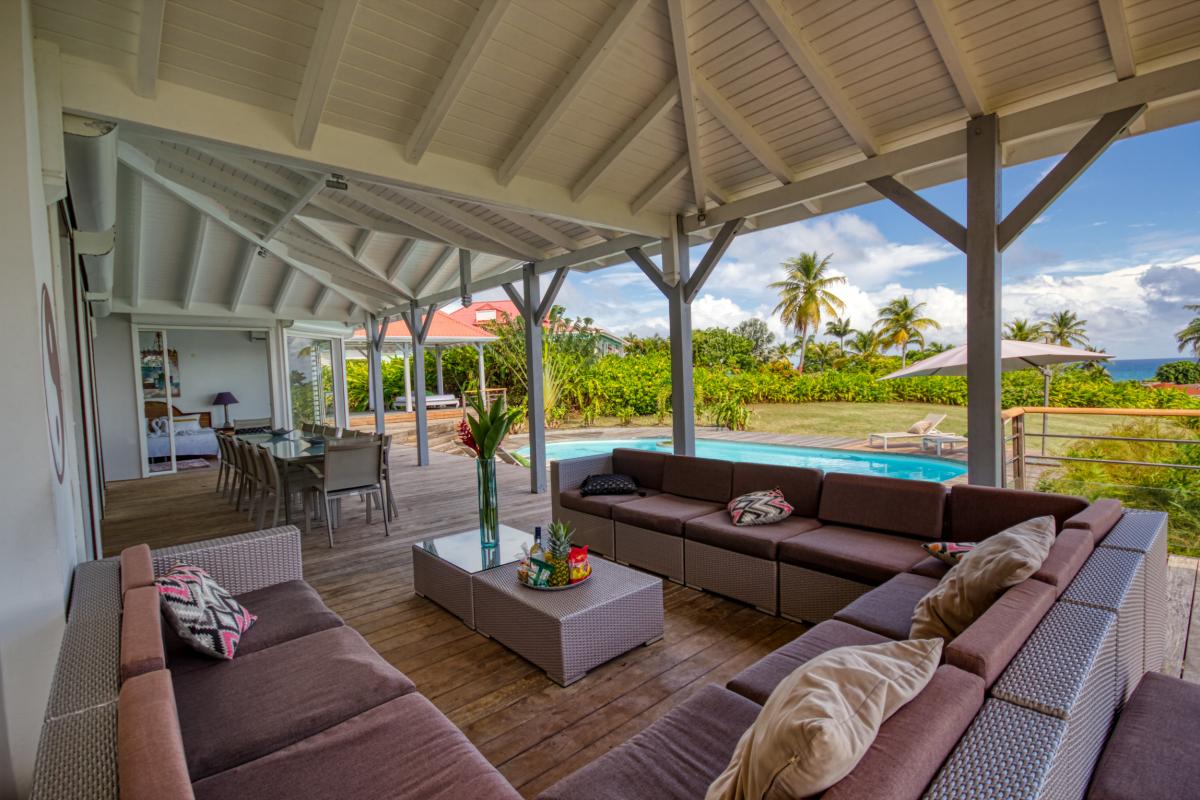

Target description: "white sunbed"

left=867, top=413, right=949, bottom=450
left=391, top=394, right=461, bottom=410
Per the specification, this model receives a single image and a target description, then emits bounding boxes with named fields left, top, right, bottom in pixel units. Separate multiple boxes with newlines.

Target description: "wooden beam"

left=494, top=209, right=583, bottom=252
left=684, top=218, right=742, bottom=303
left=414, top=246, right=457, bottom=297
left=458, top=248, right=472, bottom=301
left=135, top=0, right=165, bottom=98
left=1098, top=0, right=1136, bottom=80
left=130, top=176, right=145, bottom=308
left=306, top=194, right=437, bottom=241
left=400, top=191, right=547, bottom=259
left=665, top=0, right=705, bottom=209
left=353, top=229, right=376, bottom=260
left=229, top=243, right=256, bottom=312
left=291, top=217, right=407, bottom=294
left=867, top=176, right=966, bottom=251
left=201, top=151, right=307, bottom=195
left=626, top=246, right=669, bottom=295
left=273, top=266, right=297, bottom=315
left=998, top=105, right=1145, bottom=249
left=914, top=0, right=986, bottom=116
left=497, top=0, right=650, bottom=185
left=387, top=238, right=418, bottom=282
left=501, top=282, right=526, bottom=317
left=572, top=79, right=679, bottom=201
left=406, top=0, right=510, bottom=164
left=273, top=229, right=405, bottom=300
left=537, top=232, right=656, bottom=273
left=535, top=267, right=569, bottom=322
left=966, top=114, right=1001, bottom=486
left=293, top=0, right=358, bottom=149
left=264, top=175, right=325, bottom=242
left=154, top=161, right=279, bottom=227
left=632, top=154, right=689, bottom=214
left=749, top=0, right=877, bottom=155
left=694, top=72, right=792, bottom=183
left=145, top=142, right=293, bottom=212
left=311, top=285, right=332, bottom=315
left=181, top=216, right=208, bottom=309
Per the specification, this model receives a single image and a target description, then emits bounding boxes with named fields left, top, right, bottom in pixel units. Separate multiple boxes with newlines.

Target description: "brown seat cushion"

left=1031, top=527, right=1094, bottom=595
left=823, top=666, right=986, bottom=800
left=909, top=556, right=950, bottom=580
left=121, top=585, right=166, bottom=684
left=777, top=525, right=930, bottom=585
left=535, top=684, right=760, bottom=800
left=120, top=544, right=155, bottom=596
left=559, top=487, right=660, bottom=518
left=944, top=578, right=1057, bottom=687
left=684, top=510, right=822, bottom=559
left=192, top=692, right=520, bottom=800
left=818, top=473, right=947, bottom=539
left=118, top=670, right=194, bottom=800
left=662, top=454, right=734, bottom=503
left=730, top=462, right=822, bottom=517
left=611, top=493, right=723, bottom=536
left=726, top=620, right=890, bottom=705
left=1064, top=498, right=1123, bottom=543
left=612, top=448, right=667, bottom=491
left=173, top=625, right=414, bottom=780
left=164, top=580, right=344, bottom=676
left=945, top=484, right=1087, bottom=540
left=1087, top=672, right=1200, bottom=800
left=833, top=573, right=942, bottom=640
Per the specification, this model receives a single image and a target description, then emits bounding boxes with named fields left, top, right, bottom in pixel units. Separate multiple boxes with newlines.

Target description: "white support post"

left=435, top=346, right=444, bottom=394
left=367, top=314, right=388, bottom=434
left=403, top=344, right=412, bottom=413
left=966, top=115, right=1002, bottom=486
left=476, top=343, right=486, bottom=395
left=406, top=304, right=434, bottom=466
left=663, top=220, right=695, bottom=456
left=331, top=337, right=349, bottom=428
left=522, top=264, right=547, bottom=493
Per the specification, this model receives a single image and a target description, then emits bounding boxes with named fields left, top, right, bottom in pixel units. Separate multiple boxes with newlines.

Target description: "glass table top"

left=413, top=525, right=535, bottom=574
left=236, top=430, right=326, bottom=460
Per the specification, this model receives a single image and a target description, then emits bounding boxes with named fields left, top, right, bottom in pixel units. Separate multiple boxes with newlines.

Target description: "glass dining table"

left=235, top=430, right=326, bottom=524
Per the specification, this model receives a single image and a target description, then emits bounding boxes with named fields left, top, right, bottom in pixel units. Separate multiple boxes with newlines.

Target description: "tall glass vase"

left=477, top=456, right=499, bottom=547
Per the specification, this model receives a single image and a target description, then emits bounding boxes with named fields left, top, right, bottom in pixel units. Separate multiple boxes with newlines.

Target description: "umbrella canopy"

left=881, top=340, right=1112, bottom=380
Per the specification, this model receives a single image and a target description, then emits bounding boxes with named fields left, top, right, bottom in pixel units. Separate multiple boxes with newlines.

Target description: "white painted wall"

left=0, top=3, right=83, bottom=794
left=93, top=314, right=140, bottom=481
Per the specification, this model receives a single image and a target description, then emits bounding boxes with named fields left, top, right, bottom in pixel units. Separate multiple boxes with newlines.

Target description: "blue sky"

left=485, top=121, right=1200, bottom=359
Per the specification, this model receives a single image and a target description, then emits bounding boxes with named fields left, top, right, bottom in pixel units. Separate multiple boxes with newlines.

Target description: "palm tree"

left=805, top=340, right=841, bottom=372
left=1003, top=318, right=1044, bottom=342
left=824, top=317, right=854, bottom=351
left=1177, top=305, right=1200, bottom=359
left=770, top=252, right=846, bottom=373
left=874, top=296, right=940, bottom=367
left=846, top=329, right=887, bottom=358
left=1042, top=310, right=1089, bottom=348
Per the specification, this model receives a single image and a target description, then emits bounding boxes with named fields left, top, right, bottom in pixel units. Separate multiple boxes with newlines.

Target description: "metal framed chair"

left=255, top=446, right=319, bottom=532
left=313, top=437, right=389, bottom=547
left=236, top=438, right=263, bottom=518
left=215, top=433, right=232, bottom=496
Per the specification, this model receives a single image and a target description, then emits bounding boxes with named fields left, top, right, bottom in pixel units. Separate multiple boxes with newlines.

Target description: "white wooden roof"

left=35, top=0, right=1200, bottom=318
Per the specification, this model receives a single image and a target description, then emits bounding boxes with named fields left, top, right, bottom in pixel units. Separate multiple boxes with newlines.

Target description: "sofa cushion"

left=193, top=692, right=520, bottom=800
left=727, top=620, right=890, bottom=705
left=661, top=455, right=734, bottom=503
left=121, top=585, right=166, bottom=684
left=834, top=573, right=942, bottom=640
left=685, top=510, right=821, bottom=560
left=909, top=556, right=950, bottom=580
left=1063, top=498, right=1123, bottom=544
left=778, top=525, right=930, bottom=585
left=156, top=564, right=257, bottom=660
left=118, top=670, right=193, bottom=800
left=823, top=666, right=986, bottom=800
left=535, top=684, right=761, bottom=800
left=727, top=489, right=793, bottom=526
left=922, top=541, right=977, bottom=566
left=944, top=578, right=1056, bottom=687
left=945, top=484, right=1087, bottom=541
left=1031, top=527, right=1094, bottom=595
left=559, top=487, right=659, bottom=519
left=818, top=473, right=947, bottom=539
left=1087, top=672, right=1200, bottom=800
left=173, top=625, right=415, bottom=780
left=120, top=544, right=155, bottom=597
left=730, top=462, right=822, bottom=517
left=579, top=473, right=638, bottom=496
left=612, top=448, right=667, bottom=491
left=611, top=493, right=723, bottom=536
left=165, top=580, right=344, bottom=676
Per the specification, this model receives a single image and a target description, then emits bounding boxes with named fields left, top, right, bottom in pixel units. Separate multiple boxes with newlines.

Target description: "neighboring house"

left=449, top=301, right=626, bottom=355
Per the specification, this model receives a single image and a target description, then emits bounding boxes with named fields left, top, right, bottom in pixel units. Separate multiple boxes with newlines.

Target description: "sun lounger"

left=390, top=394, right=461, bottom=410
left=867, top=413, right=948, bottom=450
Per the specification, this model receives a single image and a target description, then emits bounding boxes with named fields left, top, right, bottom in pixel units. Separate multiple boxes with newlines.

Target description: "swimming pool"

left=517, top=438, right=967, bottom=483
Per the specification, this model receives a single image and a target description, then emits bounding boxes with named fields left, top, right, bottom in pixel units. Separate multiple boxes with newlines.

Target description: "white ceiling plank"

left=387, top=238, right=418, bottom=282
left=913, top=0, right=986, bottom=116
left=291, top=217, right=410, bottom=297
left=1098, top=0, right=1136, bottom=80
left=400, top=192, right=547, bottom=260
left=135, top=0, right=165, bottom=98
left=273, top=266, right=297, bottom=315
left=306, top=194, right=439, bottom=241
left=144, top=142, right=293, bottom=212
left=229, top=243, right=256, bottom=313
left=200, top=151, right=307, bottom=195
left=497, top=210, right=583, bottom=251
left=748, top=0, right=878, bottom=156
left=665, top=0, right=705, bottom=210
left=312, top=286, right=332, bottom=316
left=181, top=215, right=208, bottom=309
left=406, top=0, right=511, bottom=164
left=276, top=228, right=409, bottom=300
left=572, top=79, right=679, bottom=202
left=414, top=247, right=459, bottom=297
left=293, top=0, right=359, bottom=149
left=155, top=161, right=279, bottom=227
left=497, top=0, right=651, bottom=185
left=632, top=154, right=689, bottom=215
left=353, top=229, right=376, bottom=260
left=263, top=176, right=325, bottom=242
left=694, top=72, right=793, bottom=184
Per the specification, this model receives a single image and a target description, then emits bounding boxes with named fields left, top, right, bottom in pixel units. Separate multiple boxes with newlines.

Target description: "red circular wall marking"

left=41, top=284, right=66, bottom=484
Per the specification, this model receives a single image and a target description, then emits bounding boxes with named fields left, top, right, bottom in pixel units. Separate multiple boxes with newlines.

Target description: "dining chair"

left=254, top=446, right=319, bottom=532
left=215, top=434, right=231, bottom=496
left=237, top=439, right=263, bottom=519
left=313, top=437, right=389, bottom=547
left=299, top=422, right=316, bottom=434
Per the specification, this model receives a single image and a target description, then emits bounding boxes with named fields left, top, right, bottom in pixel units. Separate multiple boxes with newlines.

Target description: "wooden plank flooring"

left=101, top=450, right=805, bottom=798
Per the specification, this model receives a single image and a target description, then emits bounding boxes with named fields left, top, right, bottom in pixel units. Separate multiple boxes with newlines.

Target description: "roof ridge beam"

left=406, top=0, right=511, bottom=164
left=1098, top=0, right=1136, bottom=80
left=293, top=1, right=359, bottom=149
left=914, top=0, right=986, bottom=116
left=498, top=0, right=650, bottom=185
left=632, top=154, right=689, bottom=214
left=572, top=78, right=679, bottom=202
left=665, top=0, right=705, bottom=210
left=694, top=72, right=793, bottom=184
left=135, top=0, right=165, bottom=98
left=181, top=216, right=208, bottom=309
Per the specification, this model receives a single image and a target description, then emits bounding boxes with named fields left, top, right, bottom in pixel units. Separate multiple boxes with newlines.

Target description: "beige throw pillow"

left=908, top=420, right=933, bottom=434
left=911, top=515, right=1055, bottom=641
left=706, top=638, right=943, bottom=800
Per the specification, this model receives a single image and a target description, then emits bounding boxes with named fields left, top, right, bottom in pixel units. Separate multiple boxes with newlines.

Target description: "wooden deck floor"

left=101, top=450, right=805, bottom=798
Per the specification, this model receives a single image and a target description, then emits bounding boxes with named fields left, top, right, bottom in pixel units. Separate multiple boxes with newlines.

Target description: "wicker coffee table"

left=472, top=558, right=664, bottom=686
left=412, top=525, right=534, bottom=629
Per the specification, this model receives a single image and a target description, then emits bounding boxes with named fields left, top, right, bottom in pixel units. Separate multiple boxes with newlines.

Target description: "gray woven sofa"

left=29, top=526, right=519, bottom=800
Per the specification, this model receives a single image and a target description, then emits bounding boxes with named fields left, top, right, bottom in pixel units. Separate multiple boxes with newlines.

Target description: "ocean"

left=1105, top=358, right=1186, bottom=382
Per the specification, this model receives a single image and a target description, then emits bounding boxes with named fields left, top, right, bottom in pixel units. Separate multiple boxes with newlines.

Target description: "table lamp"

left=213, top=391, right=239, bottom=428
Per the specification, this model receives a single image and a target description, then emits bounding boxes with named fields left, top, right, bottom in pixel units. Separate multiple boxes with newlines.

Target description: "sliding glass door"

left=287, top=335, right=336, bottom=427
left=137, top=328, right=177, bottom=476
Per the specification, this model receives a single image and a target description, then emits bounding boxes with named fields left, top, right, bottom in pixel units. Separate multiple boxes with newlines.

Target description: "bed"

left=144, top=402, right=219, bottom=459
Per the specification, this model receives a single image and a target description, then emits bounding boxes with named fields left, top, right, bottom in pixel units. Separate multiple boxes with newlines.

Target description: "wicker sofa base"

left=778, top=563, right=872, bottom=624
left=556, top=506, right=616, bottom=558
left=684, top=539, right=777, bottom=614
left=614, top=522, right=684, bottom=583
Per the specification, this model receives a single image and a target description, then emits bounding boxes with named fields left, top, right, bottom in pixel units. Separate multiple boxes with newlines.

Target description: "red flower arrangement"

left=458, top=419, right=479, bottom=455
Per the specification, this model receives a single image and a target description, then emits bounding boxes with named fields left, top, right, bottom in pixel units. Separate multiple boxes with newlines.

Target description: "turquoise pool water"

left=517, top=438, right=967, bottom=483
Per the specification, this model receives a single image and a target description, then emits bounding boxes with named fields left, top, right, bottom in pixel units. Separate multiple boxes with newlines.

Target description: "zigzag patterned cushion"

left=922, top=541, right=978, bottom=566
left=728, top=488, right=794, bottom=527
left=156, top=564, right=257, bottom=659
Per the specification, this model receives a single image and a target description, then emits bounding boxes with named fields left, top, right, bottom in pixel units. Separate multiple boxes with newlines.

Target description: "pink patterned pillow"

left=155, top=564, right=256, bottom=659
left=728, top=489, right=794, bottom=527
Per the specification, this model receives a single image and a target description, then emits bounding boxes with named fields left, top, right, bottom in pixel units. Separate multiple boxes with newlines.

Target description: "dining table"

left=235, top=430, right=327, bottom=524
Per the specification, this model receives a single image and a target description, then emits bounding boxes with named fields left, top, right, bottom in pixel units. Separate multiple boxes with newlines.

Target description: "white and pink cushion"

left=155, top=564, right=256, bottom=659
left=727, top=488, right=794, bottom=527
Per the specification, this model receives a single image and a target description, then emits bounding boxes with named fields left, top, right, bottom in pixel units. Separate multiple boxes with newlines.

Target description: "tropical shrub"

left=1155, top=360, right=1200, bottom=384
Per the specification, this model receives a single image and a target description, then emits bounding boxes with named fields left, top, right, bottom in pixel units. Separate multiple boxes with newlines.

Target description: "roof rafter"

left=293, top=0, right=359, bottom=149
left=497, top=0, right=650, bottom=186
left=181, top=215, right=208, bottom=309
left=406, top=0, right=511, bottom=164
left=130, top=176, right=145, bottom=308
left=201, top=150, right=308, bottom=195
left=632, top=154, right=689, bottom=214
left=497, top=209, right=584, bottom=252
left=275, top=227, right=408, bottom=300
left=292, top=216, right=414, bottom=299
left=353, top=229, right=376, bottom=260
left=694, top=72, right=792, bottom=184
left=387, top=238, right=418, bottom=283
left=229, top=242, right=256, bottom=312
left=312, top=286, right=332, bottom=315
left=665, top=0, right=705, bottom=210
left=263, top=175, right=325, bottom=242
left=135, top=0, right=165, bottom=98
left=273, top=266, right=297, bottom=315
left=1097, top=0, right=1136, bottom=80
left=305, top=194, right=438, bottom=241
left=142, top=141, right=293, bottom=212
left=913, top=0, right=986, bottom=117
left=400, top=191, right=547, bottom=260
left=572, top=78, right=679, bottom=202
left=413, top=246, right=458, bottom=297
left=154, top=161, right=279, bottom=227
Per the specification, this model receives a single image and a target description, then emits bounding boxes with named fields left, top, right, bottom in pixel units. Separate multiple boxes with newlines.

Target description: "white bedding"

left=146, top=427, right=219, bottom=459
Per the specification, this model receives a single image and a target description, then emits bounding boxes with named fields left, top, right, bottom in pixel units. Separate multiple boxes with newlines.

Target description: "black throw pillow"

left=580, top=473, right=639, bottom=497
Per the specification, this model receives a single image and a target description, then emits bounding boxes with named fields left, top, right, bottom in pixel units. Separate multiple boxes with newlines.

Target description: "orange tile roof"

left=349, top=310, right=495, bottom=342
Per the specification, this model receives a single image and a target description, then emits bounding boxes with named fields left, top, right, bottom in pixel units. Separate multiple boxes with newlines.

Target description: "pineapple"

left=547, top=521, right=573, bottom=587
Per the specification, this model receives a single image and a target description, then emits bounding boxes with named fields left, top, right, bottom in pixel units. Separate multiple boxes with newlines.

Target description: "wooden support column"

left=522, top=263, right=547, bottom=493
left=367, top=314, right=388, bottom=434
left=435, top=346, right=444, bottom=394
left=405, top=303, right=436, bottom=466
